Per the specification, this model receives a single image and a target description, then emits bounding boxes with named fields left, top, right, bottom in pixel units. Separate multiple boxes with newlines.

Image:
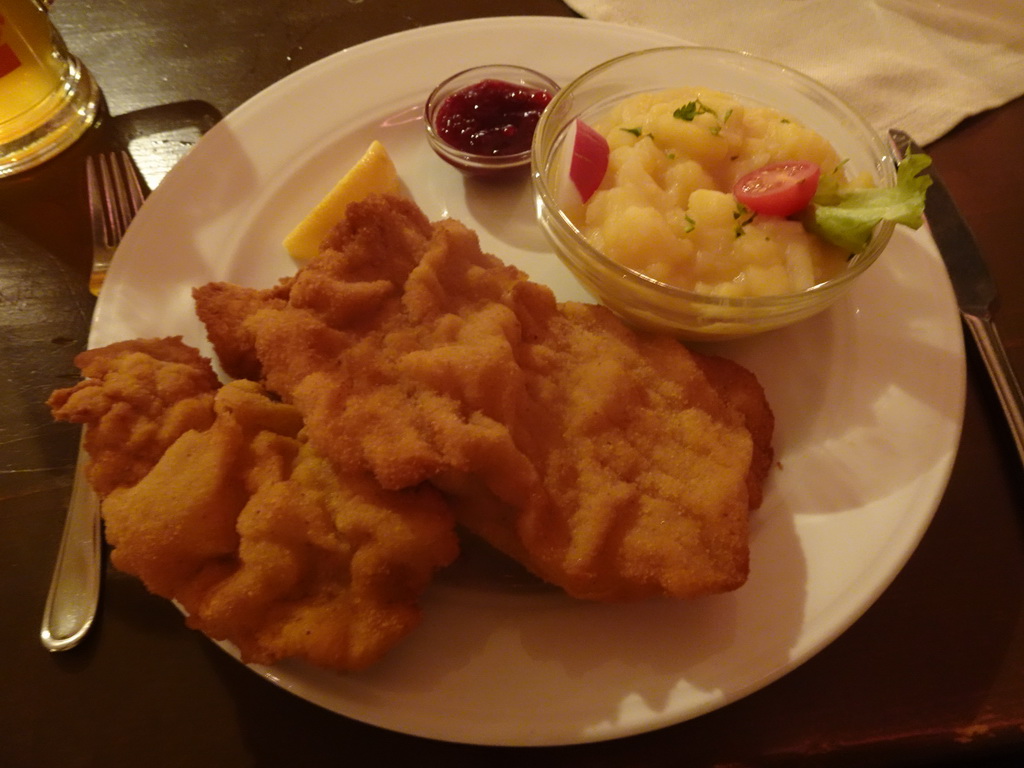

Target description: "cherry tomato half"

left=733, top=161, right=821, bottom=217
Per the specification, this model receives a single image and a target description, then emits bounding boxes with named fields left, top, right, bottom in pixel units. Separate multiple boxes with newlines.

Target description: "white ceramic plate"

left=90, top=17, right=965, bottom=747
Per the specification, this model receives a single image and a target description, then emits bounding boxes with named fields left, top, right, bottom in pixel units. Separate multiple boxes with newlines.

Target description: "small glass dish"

left=424, top=64, right=559, bottom=176
left=531, top=46, right=897, bottom=340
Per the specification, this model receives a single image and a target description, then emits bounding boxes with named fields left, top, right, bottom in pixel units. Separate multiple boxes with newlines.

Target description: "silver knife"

left=889, top=129, right=1024, bottom=468
left=39, top=431, right=102, bottom=651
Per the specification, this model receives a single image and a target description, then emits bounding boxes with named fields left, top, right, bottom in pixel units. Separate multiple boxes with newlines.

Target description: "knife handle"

left=39, top=434, right=103, bottom=652
left=963, top=313, right=1024, bottom=467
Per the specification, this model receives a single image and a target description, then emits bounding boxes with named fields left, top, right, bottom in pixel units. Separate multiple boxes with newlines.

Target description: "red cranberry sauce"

left=434, top=79, right=553, bottom=157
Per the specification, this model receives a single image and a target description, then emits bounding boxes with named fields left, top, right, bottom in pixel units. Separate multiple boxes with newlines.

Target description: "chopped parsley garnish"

left=674, top=99, right=730, bottom=135
left=673, top=100, right=717, bottom=121
left=733, top=203, right=756, bottom=237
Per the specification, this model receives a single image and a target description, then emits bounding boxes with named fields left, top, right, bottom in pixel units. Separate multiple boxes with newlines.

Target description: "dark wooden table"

left=3, top=2, right=1022, bottom=766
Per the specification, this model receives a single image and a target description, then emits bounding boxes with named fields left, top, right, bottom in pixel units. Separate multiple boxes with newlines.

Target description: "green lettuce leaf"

left=808, top=152, right=932, bottom=253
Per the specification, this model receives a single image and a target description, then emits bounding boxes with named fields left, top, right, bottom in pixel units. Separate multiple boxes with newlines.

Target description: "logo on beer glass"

left=0, top=13, right=25, bottom=79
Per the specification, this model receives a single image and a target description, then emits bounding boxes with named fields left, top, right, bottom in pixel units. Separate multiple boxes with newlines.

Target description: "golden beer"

left=0, top=0, right=99, bottom=176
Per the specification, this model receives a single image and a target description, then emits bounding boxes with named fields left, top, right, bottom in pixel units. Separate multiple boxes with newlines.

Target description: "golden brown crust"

left=693, top=352, right=775, bottom=509
left=192, top=281, right=290, bottom=380
left=196, top=194, right=771, bottom=601
left=50, top=193, right=775, bottom=671
left=50, top=345, right=458, bottom=671
left=47, top=337, right=221, bottom=495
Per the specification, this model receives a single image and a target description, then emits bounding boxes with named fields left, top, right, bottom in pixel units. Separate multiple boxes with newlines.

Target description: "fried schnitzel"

left=194, top=195, right=773, bottom=601
left=49, top=338, right=458, bottom=670
left=46, top=337, right=221, bottom=496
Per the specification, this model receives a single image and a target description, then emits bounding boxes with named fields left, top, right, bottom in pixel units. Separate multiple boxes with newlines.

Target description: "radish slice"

left=553, top=119, right=609, bottom=214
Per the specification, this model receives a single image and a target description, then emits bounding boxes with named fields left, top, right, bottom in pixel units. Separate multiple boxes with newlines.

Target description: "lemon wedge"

left=283, top=140, right=403, bottom=262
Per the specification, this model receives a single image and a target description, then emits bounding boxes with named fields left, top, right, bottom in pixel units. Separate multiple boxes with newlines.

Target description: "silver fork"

left=39, top=150, right=147, bottom=652
left=85, top=150, right=146, bottom=295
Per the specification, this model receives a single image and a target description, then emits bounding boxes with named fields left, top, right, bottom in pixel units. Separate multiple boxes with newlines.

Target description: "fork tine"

left=87, top=150, right=147, bottom=296
left=119, top=150, right=146, bottom=218
left=106, top=151, right=144, bottom=238
left=85, top=155, right=108, bottom=247
left=97, top=153, right=120, bottom=243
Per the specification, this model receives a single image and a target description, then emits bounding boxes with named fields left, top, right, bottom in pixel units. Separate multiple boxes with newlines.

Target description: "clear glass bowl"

left=531, top=47, right=897, bottom=340
left=425, top=64, right=559, bottom=176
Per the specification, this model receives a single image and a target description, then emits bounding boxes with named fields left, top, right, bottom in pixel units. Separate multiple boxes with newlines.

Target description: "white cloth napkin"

left=562, top=0, right=1024, bottom=145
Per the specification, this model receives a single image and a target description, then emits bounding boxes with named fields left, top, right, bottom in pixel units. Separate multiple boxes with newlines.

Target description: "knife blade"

left=889, top=129, right=1024, bottom=467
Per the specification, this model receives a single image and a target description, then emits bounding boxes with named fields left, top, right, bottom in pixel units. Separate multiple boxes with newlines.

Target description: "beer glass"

left=0, top=0, right=99, bottom=176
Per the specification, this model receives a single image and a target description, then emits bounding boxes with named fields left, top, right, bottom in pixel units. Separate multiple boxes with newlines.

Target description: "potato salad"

left=576, top=88, right=865, bottom=298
